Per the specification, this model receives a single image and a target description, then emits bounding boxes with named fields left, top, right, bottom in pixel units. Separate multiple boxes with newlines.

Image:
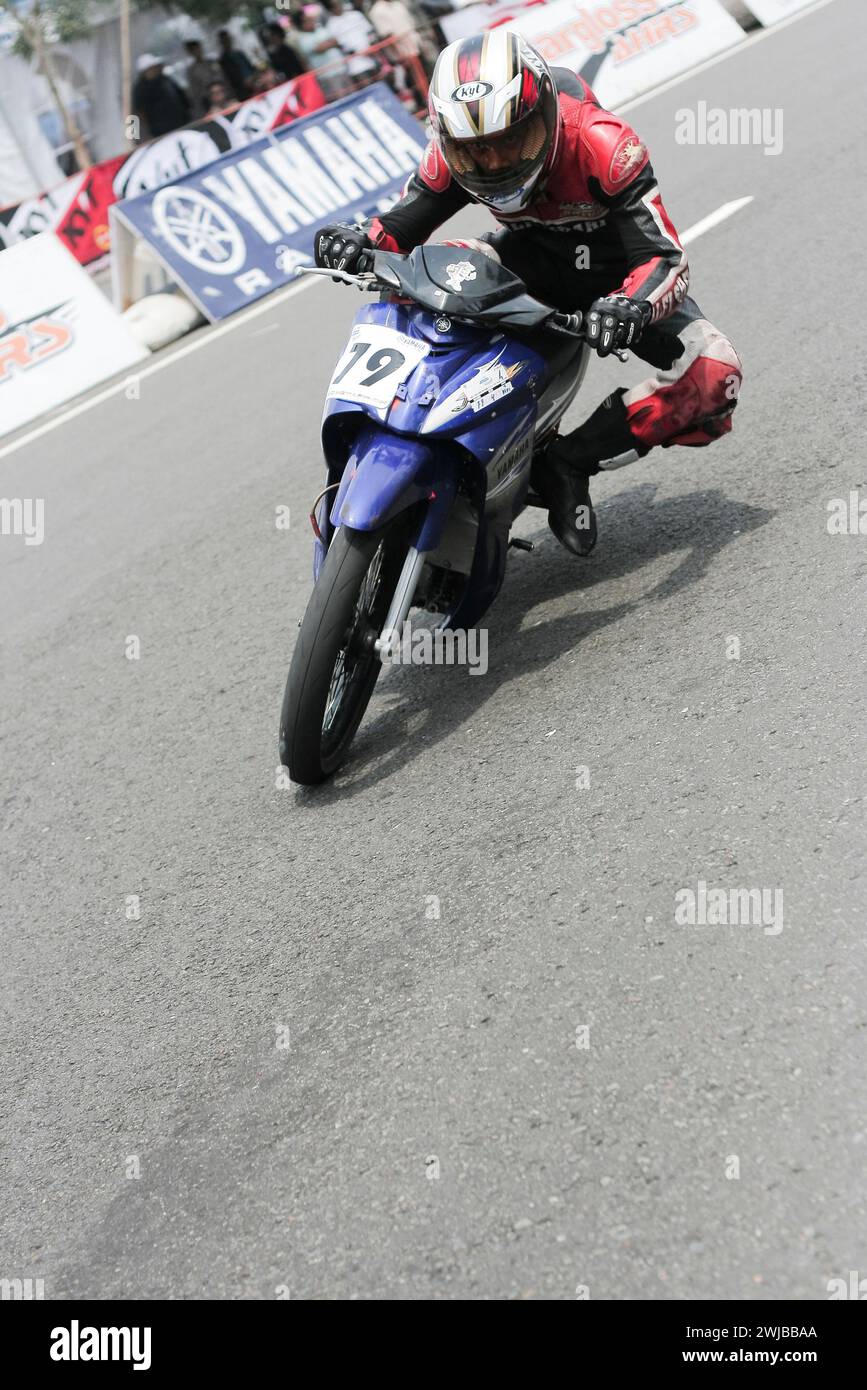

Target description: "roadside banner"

left=440, top=0, right=546, bottom=43
left=0, top=234, right=147, bottom=439
left=0, top=73, right=325, bottom=268
left=111, top=84, right=427, bottom=323
left=456, top=0, right=745, bottom=106
left=742, top=0, right=820, bottom=23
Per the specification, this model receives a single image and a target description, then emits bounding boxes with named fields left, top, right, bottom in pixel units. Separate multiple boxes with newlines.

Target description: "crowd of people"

left=131, top=2, right=438, bottom=142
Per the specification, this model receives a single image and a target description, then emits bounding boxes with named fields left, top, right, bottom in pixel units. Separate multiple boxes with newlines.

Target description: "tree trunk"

left=120, top=0, right=133, bottom=138
left=29, top=12, right=91, bottom=173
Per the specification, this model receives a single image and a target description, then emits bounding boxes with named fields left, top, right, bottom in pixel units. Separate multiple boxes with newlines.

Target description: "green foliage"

left=142, top=0, right=269, bottom=29
left=1, top=0, right=113, bottom=60
left=49, top=0, right=104, bottom=42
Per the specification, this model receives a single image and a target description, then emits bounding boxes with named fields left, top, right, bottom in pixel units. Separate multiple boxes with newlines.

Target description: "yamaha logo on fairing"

left=451, top=81, right=493, bottom=102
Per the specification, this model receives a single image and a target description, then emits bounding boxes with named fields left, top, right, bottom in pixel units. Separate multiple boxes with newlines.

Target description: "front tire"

left=279, top=522, right=408, bottom=785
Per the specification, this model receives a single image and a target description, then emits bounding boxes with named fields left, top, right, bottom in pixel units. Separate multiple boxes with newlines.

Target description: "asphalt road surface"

left=2, top=0, right=865, bottom=1301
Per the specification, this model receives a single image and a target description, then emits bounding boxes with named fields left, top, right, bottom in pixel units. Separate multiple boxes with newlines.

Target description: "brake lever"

left=294, top=265, right=378, bottom=290
left=550, top=311, right=629, bottom=362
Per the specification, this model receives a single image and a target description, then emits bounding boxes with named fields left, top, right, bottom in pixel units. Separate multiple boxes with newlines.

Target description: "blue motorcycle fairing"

left=329, top=424, right=459, bottom=545
left=452, top=406, right=536, bottom=511
left=321, top=301, right=547, bottom=450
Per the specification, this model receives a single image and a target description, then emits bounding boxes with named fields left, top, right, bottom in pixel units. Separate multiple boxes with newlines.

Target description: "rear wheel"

left=279, top=522, right=408, bottom=784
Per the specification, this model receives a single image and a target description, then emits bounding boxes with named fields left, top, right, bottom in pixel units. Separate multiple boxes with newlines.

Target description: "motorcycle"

left=279, top=242, right=620, bottom=785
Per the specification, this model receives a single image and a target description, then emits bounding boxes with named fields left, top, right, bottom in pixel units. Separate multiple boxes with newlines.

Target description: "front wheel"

left=279, top=522, right=408, bottom=785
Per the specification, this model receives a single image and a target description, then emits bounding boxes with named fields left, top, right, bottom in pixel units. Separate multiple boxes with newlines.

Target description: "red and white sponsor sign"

left=452, top=0, right=744, bottom=108
left=0, top=234, right=147, bottom=438
left=0, top=72, right=324, bottom=269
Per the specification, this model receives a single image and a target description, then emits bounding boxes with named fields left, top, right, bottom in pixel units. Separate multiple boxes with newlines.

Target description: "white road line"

left=0, top=0, right=835, bottom=463
left=681, top=196, right=754, bottom=244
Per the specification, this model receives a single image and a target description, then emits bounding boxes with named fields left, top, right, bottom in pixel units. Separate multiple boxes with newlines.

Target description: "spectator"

left=259, top=20, right=306, bottom=81
left=131, top=54, right=191, bottom=139
left=184, top=40, right=223, bottom=118
left=414, top=0, right=451, bottom=52
left=325, top=0, right=379, bottom=84
left=368, top=0, right=425, bottom=107
left=217, top=29, right=254, bottom=101
left=204, top=79, right=232, bottom=117
left=368, top=0, right=421, bottom=64
left=294, top=6, right=346, bottom=99
left=249, top=65, right=283, bottom=95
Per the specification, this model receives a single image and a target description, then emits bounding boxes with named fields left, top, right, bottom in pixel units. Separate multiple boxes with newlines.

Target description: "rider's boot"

left=533, top=389, right=649, bottom=557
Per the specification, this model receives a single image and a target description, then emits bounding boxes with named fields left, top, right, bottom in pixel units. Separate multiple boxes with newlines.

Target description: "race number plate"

left=326, top=323, right=429, bottom=412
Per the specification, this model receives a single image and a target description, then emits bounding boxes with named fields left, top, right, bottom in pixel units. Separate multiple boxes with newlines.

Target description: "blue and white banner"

left=111, top=85, right=426, bottom=322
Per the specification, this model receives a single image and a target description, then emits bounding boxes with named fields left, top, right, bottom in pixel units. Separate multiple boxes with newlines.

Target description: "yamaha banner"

left=111, top=85, right=426, bottom=322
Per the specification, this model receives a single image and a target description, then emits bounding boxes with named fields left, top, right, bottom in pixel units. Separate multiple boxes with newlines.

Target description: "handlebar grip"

left=551, top=311, right=584, bottom=336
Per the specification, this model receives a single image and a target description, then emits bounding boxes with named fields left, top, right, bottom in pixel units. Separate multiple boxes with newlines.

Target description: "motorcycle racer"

left=315, top=29, right=743, bottom=556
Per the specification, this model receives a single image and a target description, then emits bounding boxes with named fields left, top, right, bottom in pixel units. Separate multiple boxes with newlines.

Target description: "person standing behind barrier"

left=368, top=0, right=424, bottom=107
left=217, top=30, right=254, bottom=101
left=294, top=5, right=347, bottom=99
left=204, top=79, right=232, bottom=117
left=131, top=54, right=191, bottom=139
left=259, top=20, right=306, bottom=81
left=325, top=0, right=379, bottom=86
left=249, top=66, right=282, bottom=95
left=369, top=0, right=419, bottom=63
left=184, top=40, right=223, bottom=118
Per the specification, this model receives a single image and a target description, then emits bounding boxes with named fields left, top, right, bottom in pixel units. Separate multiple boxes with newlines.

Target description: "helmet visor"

left=441, top=109, right=550, bottom=206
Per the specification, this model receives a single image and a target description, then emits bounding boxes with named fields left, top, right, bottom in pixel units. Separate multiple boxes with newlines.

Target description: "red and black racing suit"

left=367, top=69, right=742, bottom=462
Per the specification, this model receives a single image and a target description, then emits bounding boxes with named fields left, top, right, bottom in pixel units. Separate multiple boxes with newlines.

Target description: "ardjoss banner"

left=451, top=0, right=744, bottom=106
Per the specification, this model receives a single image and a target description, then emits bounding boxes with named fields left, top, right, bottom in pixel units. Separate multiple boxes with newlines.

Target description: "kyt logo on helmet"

left=451, top=81, right=493, bottom=101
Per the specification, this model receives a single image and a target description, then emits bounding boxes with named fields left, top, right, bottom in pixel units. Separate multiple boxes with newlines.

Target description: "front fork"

left=372, top=546, right=427, bottom=660
left=314, top=447, right=461, bottom=660
left=368, top=475, right=459, bottom=661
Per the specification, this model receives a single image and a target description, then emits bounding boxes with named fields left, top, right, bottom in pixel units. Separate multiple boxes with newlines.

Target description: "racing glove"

left=585, top=295, right=652, bottom=357
left=314, top=224, right=373, bottom=275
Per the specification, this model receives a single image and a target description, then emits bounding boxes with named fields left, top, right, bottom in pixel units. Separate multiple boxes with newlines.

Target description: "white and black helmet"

left=428, top=29, right=559, bottom=214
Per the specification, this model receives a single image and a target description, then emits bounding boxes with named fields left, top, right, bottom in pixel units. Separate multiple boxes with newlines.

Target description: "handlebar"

left=551, top=310, right=584, bottom=336
left=294, top=265, right=630, bottom=361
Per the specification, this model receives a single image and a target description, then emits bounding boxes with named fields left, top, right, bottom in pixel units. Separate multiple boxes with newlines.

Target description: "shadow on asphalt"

left=293, top=482, right=775, bottom=802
